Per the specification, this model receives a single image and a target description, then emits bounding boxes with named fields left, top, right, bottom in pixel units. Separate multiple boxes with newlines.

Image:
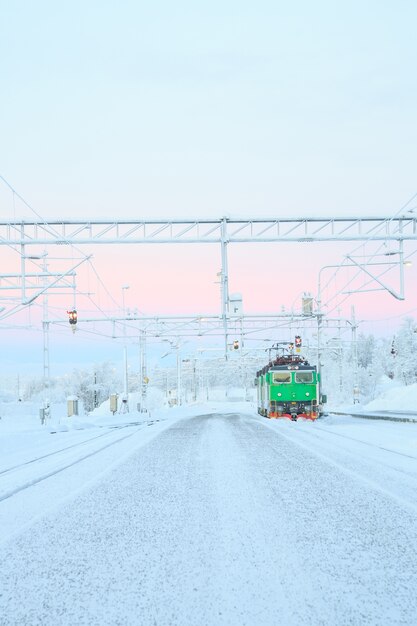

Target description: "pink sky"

left=1, top=238, right=416, bottom=376
left=99, top=242, right=417, bottom=319
left=4, top=240, right=416, bottom=325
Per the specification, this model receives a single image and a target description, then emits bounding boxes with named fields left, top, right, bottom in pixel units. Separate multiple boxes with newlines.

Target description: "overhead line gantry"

left=1, top=215, right=416, bottom=244
left=1, top=215, right=415, bottom=361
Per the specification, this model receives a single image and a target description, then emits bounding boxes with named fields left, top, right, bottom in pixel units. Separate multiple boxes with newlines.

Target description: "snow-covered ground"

left=334, top=379, right=417, bottom=419
left=1, top=389, right=417, bottom=624
left=362, top=379, right=417, bottom=412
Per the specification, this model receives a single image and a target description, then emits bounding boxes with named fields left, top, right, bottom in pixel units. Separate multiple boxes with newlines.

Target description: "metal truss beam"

left=49, top=313, right=316, bottom=340
left=1, top=216, right=416, bottom=245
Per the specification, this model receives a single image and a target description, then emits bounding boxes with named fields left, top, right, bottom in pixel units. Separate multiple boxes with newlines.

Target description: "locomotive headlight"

left=277, top=392, right=282, bottom=397
left=305, top=392, right=310, bottom=396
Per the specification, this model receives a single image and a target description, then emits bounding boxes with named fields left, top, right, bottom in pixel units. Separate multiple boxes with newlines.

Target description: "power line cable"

left=0, top=174, right=127, bottom=323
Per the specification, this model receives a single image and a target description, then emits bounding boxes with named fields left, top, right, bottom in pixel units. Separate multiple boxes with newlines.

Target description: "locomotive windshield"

left=272, top=372, right=291, bottom=383
left=295, top=371, right=314, bottom=383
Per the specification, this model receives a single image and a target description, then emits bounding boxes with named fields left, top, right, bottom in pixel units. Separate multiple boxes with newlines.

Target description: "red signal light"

left=67, top=310, right=78, bottom=325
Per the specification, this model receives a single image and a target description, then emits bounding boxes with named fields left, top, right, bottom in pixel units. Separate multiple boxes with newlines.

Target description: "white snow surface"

left=331, top=379, right=417, bottom=418
left=363, top=379, right=417, bottom=412
left=1, top=396, right=417, bottom=624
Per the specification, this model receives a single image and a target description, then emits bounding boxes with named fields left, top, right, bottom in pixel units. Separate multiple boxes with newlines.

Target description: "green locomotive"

left=255, top=344, right=326, bottom=421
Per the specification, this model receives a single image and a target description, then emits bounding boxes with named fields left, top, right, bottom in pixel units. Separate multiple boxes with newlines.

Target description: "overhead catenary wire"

left=323, top=247, right=417, bottom=317
left=319, top=191, right=417, bottom=315
left=0, top=174, right=130, bottom=324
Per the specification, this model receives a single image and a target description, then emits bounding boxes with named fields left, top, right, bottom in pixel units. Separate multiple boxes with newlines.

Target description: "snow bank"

left=365, top=381, right=417, bottom=412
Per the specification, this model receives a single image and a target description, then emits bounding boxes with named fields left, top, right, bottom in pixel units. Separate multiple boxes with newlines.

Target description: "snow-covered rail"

left=313, top=423, right=417, bottom=460
left=330, top=410, right=417, bottom=423
left=0, top=422, right=147, bottom=503
left=0, top=426, right=128, bottom=478
left=263, top=416, right=417, bottom=516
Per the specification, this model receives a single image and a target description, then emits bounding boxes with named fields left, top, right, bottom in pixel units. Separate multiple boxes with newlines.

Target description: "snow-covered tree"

left=391, top=318, right=417, bottom=385
left=60, top=362, right=122, bottom=413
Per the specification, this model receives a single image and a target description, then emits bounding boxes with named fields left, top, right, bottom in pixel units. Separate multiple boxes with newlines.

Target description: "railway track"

left=0, top=420, right=157, bottom=503
left=262, top=416, right=417, bottom=514
left=314, top=422, right=417, bottom=460
left=0, top=428, right=123, bottom=477
left=330, top=410, right=417, bottom=423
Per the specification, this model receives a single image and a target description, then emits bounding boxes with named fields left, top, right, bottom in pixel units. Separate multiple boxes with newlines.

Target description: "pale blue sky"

left=2, top=1, right=417, bottom=377
left=2, top=0, right=417, bottom=219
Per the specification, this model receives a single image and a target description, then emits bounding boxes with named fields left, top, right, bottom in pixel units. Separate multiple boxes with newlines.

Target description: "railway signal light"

left=67, top=309, right=78, bottom=333
left=289, top=342, right=294, bottom=352
left=295, top=335, right=302, bottom=352
left=233, top=340, right=239, bottom=350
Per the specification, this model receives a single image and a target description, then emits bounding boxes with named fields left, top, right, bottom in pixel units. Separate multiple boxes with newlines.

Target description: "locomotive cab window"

left=295, top=371, right=314, bottom=383
left=272, top=372, right=291, bottom=383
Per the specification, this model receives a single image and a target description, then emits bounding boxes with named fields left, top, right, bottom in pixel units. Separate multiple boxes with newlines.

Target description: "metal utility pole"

left=316, top=301, right=324, bottom=385
left=93, top=371, right=98, bottom=408
left=139, top=330, right=147, bottom=412
left=192, top=358, right=197, bottom=402
left=176, top=346, right=182, bottom=406
left=221, top=217, right=229, bottom=360
left=337, top=309, right=343, bottom=394
left=399, top=238, right=405, bottom=300
left=20, top=223, right=26, bottom=303
left=121, top=285, right=129, bottom=411
left=351, top=305, right=360, bottom=403
left=161, top=339, right=182, bottom=405
left=42, top=254, right=50, bottom=423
